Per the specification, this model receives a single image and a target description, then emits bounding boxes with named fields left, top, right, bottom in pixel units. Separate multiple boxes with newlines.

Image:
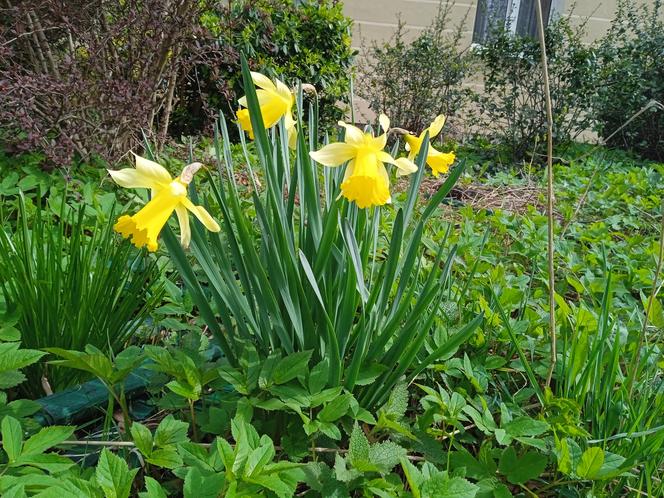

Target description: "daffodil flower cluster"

left=310, top=114, right=455, bottom=209
left=235, top=71, right=455, bottom=209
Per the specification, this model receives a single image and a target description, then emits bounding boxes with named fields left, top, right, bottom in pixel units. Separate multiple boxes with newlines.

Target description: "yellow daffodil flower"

left=108, top=154, right=220, bottom=252
left=310, top=114, right=417, bottom=208
left=404, top=115, right=456, bottom=177
left=237, top=72, right=297, bottom=148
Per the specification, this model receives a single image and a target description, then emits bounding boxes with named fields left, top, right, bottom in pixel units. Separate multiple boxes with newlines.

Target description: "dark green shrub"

left=357, top=2, right=472, bottom=134
left=472, top=14, right=598, bottom=162
left=593, top=0, right=664, bottom=161
left=170, top=0, right=354, bottom=136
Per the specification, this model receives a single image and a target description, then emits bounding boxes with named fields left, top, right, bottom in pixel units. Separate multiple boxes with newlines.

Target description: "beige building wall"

left=343, top=0, right=651, bottom=50
left=343, top=0, right=655, bottom=122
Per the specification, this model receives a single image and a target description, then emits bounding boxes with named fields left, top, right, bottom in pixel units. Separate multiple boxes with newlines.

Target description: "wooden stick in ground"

left=534, top=0, right=557, bottom=389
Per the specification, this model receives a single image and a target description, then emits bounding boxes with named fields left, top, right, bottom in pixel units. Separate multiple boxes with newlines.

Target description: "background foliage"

left=357, top=2, right=472, bottom=135
left=593, top=0, right=664, bottom=161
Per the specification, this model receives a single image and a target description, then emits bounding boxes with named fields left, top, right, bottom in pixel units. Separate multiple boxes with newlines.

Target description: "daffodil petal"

left=250, top=71, right=277, bottom=92
left=379, top=114, right=390, bottom=133
left=134, top=154, right=173, bottom=184
left=175, top=205, right=191, bottom=249
left=275, top=78, right=293, bottom=103
left=394, top=157, right=419, bottom=177
left=337, top=121, right=365, bottom=146
left=310, top=143, right=357, bottom=166
left=377, top=152, right=418, bottom=177
left=182, top=198, right=221, bottom=232
left=428, top=115, right=447, bottom=138
left=108, top=155, right=172, bottom=190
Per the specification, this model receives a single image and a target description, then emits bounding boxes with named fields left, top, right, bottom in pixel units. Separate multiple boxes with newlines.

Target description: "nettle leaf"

left=368, top=441, right=407, bottom=473
left=348, top=424, right=370, bottom=464
left=154, top=415, right=189, bottom=447
left=96, top=448, right=138, bottom=498
left=498, top=447, right=547, bottom=485
left=576, top=447, right=604, bottom=479
left=272, top=351, right=312, bottom=385
left=421, top=476, right=479, bottom=498
left=2, top=415, right=23, bottom=462
left=21, top=425, right=74, bottom=456
left=0, top=399, right=41, bottom=420
left=380, top=382, right=408, bottom=420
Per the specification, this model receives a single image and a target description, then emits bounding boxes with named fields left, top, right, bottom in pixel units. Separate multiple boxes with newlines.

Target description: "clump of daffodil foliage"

left=109, top=57, right=475, bottom=411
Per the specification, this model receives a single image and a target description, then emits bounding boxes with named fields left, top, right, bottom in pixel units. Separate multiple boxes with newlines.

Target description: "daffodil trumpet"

left=108, top=154, right=220, bottom=252
left=237, top=71, right=297, bottom=148
left=309, top=114, right=418, bottom=209
left=400, top=115, right=456, bottom=177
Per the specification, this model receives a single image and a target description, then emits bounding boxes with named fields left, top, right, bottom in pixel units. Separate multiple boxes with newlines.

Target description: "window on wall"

left=472, top=0, right=556, bottom=44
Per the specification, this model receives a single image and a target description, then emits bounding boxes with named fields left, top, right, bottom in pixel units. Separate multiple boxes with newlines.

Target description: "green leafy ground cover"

left=0, top=140, right=662, bottom=496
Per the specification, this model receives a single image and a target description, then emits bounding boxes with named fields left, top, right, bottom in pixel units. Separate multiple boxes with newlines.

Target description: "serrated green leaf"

left=348, top=423, right=370, bottom=465
left=1, top=416, right=23, bottom=462
left=369, top=441, right=407, bottom=473
left=139, top=477, right=168, bottom=498
left=2, top=484, right=26, bottom=498
left=272, top=351, right=312, bottom=385
left=0, top=343, right=45, bottom=372
left=148, top=447, right=183, bottom=469
left=15, top=453, right=75, bottom=473
left=130, top=422, right=153, bottom=456
left=183, top=467, right=225, bottom=498
left=22, top=425, right=74, bottom=456
left=381, top=382, right=408, bottom=419
left=154, top=415, right=189, bottom=447
left=421, top=475, right=479, bottom=498
left=318, top=393, right=352, bottom=423
left=96, top=448, right=138, bottom=498
left=0, top=370, right=27, bottom=390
